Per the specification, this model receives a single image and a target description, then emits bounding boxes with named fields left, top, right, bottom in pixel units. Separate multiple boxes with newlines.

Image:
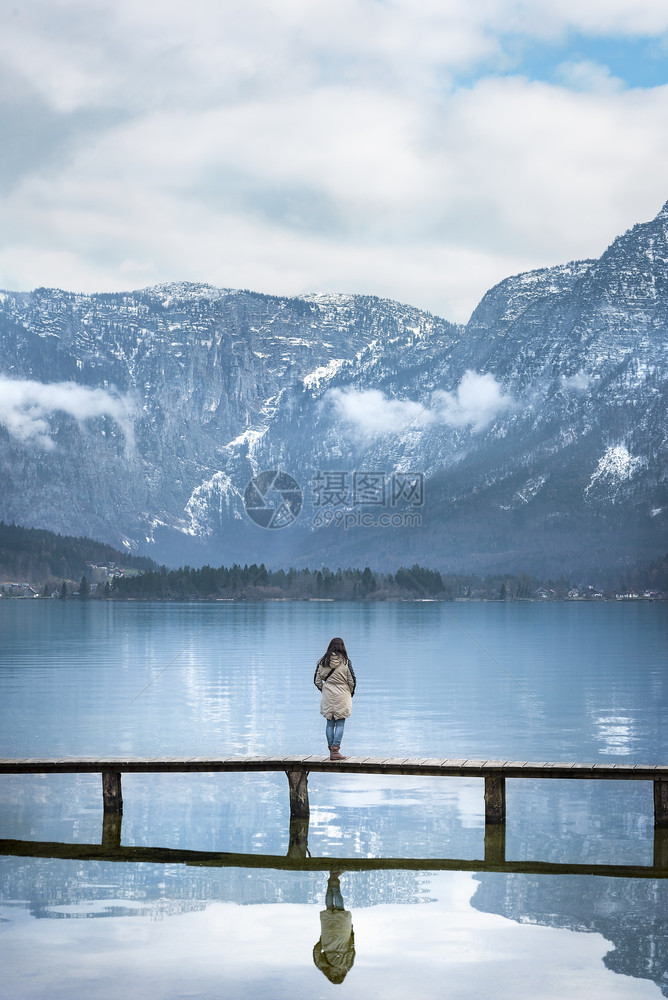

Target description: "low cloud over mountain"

left=1, top=201, right=667, bottom=575
left=0, top=376, right=136, bottom=452
left=327, top=371, right=515, bottom=439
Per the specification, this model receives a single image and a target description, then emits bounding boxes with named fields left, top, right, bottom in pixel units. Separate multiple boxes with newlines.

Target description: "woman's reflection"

left=313, top=871, right=355, bottom=983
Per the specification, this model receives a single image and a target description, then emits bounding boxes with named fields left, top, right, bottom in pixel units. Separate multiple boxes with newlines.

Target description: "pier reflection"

left=1, top=833, right=667, bottom=995
left=2, top=812, right=668, bottom=878
left=101, top=813, right=122, bottom=850
left=287, top=817, right=310, bottom=860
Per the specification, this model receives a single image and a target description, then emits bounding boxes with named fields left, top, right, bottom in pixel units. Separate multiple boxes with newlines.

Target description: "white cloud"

left=555, top=60, right=624, bottom=93
left=5, top=72, right=668, bottom=321
left=504, top=0, right=668, bottom=36
left=327, top=388, right=426, bottom=438
left=328, top=371, right=514, bottom=438
left=432, top=370, right=515, bottom=430
left=562, top=372, right=591, bottom=392
left=0, top=377, right=136, bottom=451
left=2, top=2, right=668, bottom=320
left=5, top=1, right=668, bottom=115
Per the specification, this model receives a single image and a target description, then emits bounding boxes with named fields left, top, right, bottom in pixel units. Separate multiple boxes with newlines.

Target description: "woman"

left=314, top=637, right=356, bottom=760
left=313, top=871, right=355, bottom=983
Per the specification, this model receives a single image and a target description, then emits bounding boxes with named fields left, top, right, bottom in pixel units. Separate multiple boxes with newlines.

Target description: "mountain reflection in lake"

left=472, top=872, right=668, bottom=998
left=1, top=864, right=665, bottom=1000
left=0, top=600, right=666, bottom=998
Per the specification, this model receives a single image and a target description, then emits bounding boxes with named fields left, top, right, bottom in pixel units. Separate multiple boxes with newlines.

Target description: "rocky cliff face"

left=1, top=204, right=667, bottom=575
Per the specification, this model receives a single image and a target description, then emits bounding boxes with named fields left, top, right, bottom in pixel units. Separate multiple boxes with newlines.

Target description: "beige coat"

left=314, top=653, right=356, bottom=719
left=313, top=909, right=355, bottom=980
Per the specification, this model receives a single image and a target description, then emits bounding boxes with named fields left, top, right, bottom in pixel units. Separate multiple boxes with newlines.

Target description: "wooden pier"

left=2, top=756, right=668, bottom=873
left=2, top=754, right=667, bottom=824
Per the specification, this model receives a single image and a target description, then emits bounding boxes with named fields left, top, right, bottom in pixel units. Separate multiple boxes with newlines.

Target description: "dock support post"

left=101, top=813, right=123, bottom=849
left=287, top=818, right=310, bottom=860
left=654, top=827, right=668, bottom=871
left=654, top=778, right=668, bottom=828
left=102, top=770, right=123, bottom=815
left=286, top=769, right=310, bottom=821
left=484, top=774, right=506, bottom=825
left=484, top=823, right=506, bottom=865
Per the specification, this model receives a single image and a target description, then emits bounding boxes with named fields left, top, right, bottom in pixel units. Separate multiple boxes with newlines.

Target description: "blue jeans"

left=326, top=876, right=344, bottom=910
left=326, top=717, right=345, bottom=748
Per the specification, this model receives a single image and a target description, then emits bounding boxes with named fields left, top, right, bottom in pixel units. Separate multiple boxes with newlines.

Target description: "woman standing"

left=313, top=871, right=355, bottom=983
left=314, top=637, right=356, bottom=760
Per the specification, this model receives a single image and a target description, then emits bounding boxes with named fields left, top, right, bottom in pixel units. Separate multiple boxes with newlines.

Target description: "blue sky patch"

left=508, top=33, right=668, bottom=89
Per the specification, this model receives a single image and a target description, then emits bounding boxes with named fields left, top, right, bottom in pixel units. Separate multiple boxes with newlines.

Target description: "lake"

left=0, top=599, right=666, bottom=999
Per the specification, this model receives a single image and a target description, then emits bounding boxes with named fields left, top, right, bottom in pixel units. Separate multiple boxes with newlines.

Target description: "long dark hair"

left=322, top=636, right=348, bottom=668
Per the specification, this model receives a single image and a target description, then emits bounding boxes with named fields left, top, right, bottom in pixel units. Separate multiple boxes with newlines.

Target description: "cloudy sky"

left=2, top=0, right=668, bottom=322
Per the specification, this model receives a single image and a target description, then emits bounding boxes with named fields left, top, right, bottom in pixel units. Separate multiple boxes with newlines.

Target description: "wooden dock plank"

left=4, top=756, right=668, bottom=833
left=1, top=757, right=666, bottom=778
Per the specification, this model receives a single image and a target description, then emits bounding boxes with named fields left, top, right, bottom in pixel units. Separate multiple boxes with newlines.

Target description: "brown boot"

left=330, top=748, right=347, bottom=761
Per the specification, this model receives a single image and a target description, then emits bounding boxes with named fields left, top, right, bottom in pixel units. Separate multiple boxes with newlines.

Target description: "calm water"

left=0, top=599, right=666, bottom=999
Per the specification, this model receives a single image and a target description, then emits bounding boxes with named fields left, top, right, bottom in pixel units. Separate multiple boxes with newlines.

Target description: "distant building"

left=1, top=583, right=39, bottom=598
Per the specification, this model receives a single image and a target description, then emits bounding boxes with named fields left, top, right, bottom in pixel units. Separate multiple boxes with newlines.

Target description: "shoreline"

left=1, top=594, right=665, bottom=604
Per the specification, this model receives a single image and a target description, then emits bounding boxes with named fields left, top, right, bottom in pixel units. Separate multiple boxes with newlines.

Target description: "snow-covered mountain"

left=1, top=203, right=667, bottom=576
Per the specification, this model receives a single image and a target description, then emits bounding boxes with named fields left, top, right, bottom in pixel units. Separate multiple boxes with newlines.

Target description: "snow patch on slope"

left=585, top=445, right=647, bottom=501
left=303, top=359, right=346, bottom=390
left=223, top=427, right=268, bottom=473
left=500, top=474, right=548, bottom=510
left=184, top=471, right=242, bottom=536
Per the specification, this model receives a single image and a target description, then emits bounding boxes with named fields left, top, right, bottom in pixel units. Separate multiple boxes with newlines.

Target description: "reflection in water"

left=1, top=600, right=667, bottom=998
left=472, top=873, right=668, bottom=997
left=0, top=855, right=435, bottom=919
left=287, top=818, right=310, bottom=859
left=592, top=712, right=637, bottom=756
left=1, top=862, right=666, bottom=1000
left=313, top=872, right=356, bottom=984
left=101, top=812, right=122, bottom=850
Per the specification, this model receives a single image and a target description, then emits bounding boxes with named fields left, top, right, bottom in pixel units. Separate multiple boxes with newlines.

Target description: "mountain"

left=1, top=203, right=667, bottom=575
